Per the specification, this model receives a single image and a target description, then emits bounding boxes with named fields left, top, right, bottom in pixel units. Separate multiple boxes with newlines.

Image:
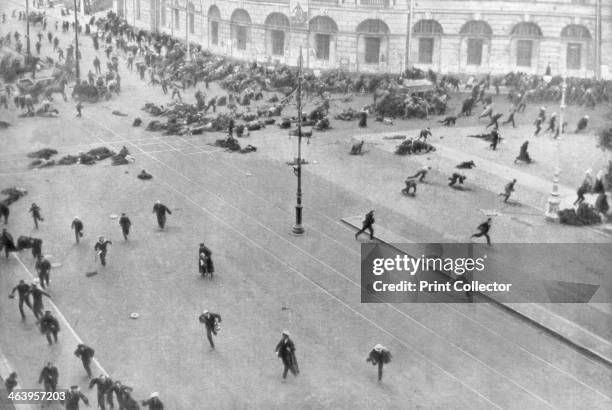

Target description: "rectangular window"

left=136, top=0, right=141, bottom=19
left=271, top=30, right=285, bottom=56
left=364, top=37, right=380, bottom=64
left=566, top=43, right=582, bottom=70
left=467, top=38, right=483, bottom=65
left=315, top=34, right=330, bottom=60
left=189, top=13, right=195, bottom=34
left=161, top=1, right=166, bottom=26
left=174, top=9, right=180, bottom=29
left=211, top=21, right=218, bottom=45
left=516, top=39, right=533, bottom=67
left=418, top=37, right=434, bottom=64
left=236, top=26, right=247, bottom=50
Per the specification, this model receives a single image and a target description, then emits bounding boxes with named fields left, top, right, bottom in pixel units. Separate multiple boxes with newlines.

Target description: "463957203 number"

left=8, top=389, right=67, bottom=403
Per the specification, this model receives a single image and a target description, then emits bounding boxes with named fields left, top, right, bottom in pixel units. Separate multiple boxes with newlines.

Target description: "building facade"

left=114, top=0, right=611, bottom=78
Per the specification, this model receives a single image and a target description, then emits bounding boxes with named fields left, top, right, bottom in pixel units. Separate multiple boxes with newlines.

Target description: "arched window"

left=511, top=22, right=542, bottom=37
left=265, top=13, right=290, bottom=56
left=231, top=9, right=251, bottom=51
left=413, top=19, right=442, bottom=64
left=561, top=25, right=592, bottom=70
left=310, top=16, right=338, bottom=61
left=460, top=21, right=492, bottom=37
left=187, top=2, right=195, bottom=34
left=413, top=19, right=443, bottom=35
left=561, top=25, right=591, bottom=39
left=208, top=5, right=220, bottom=45
left=356, top=19, right=389, bottom=65
left=460, top=21, right=492, bottom=66
left=511, top=22, right=542, bottom=67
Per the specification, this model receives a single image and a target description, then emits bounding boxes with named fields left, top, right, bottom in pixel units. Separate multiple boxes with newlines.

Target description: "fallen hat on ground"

left=85, top=271, right=98, bottom=277
left=130, top=313, right=139, bottom=319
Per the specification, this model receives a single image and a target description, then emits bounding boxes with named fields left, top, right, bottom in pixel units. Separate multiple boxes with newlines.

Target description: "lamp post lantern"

left=544, top=74, right=567, bottom=221
left=292, top=47, right=305, bottom=235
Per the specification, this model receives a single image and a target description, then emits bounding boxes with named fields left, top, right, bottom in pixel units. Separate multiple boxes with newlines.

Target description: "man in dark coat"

left=499, top=179, right=517, bottom=203
left=30, top=281, right=51, bottom=319
left=471, top=217, right=492, bottom=246
left=4, top=372, right=17, bottom=394
left=275, top=331, right=299, bottom=381
left=71, top=217, right=84, bottom=243
left=94, top=236, right=112, bottom=267
left=489, top=129, right=500, bottom=151
left=64, top=385, right=89, bottom=410
left=89, top=375, right=113, bottom=410
left=358, top=110, right=367, bottom=128
left=31, top=237, right=43, bottom=259
left=10, top=279, right=33, bottom=320
left=1, top=228, right=16, bottom=258
left=198, top=243, right=214, bottom=279
left=141, top=392, right=164, bottom=409
left=29, top=203, right=44, bottom=229
left=575, top=115, right=589, bottom=133
left=514, top=141, right=532, bottom=164
left=119, top=213, right=132, bottom=240
left=152, top=201, right=172, bottom=229
left=199, top=310, right=222, bottom=349
left=38, top=362, right=59, bottom=393
left=74, top=344, right=95, bottom=378
left=123, top=386, right=140, bottom=410
left=574, top=181, right=590, bottom=206
left=0, top=202, right=9, bottom=224
left=35, top=254, right=52, bottom=288
left=366, top=344, right=392, bottom=382
left=40, top=310, right=60, bottom=345
left=448, top=173, right=467, bottom=187
left=355, top=210, right=375, bottom=240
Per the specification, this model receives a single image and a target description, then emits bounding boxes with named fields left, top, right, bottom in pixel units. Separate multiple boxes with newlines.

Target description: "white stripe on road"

left=12, top=254, right=109, bottom=377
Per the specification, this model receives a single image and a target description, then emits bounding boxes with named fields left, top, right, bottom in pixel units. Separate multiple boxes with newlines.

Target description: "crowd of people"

left=1, top=3, right=611, bottom=408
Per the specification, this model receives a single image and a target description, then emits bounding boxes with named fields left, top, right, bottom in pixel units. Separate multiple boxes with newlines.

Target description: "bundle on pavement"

left=335, top=108, right=361, bottom=121
left=375, top=91, right=405, bottom=118
left=467, top=132, right=496, bottom=141
left=87, top=147, right=115, bottom=160
left=27, top=148, right=58, bottom=160
left=1, top=187, right=28, bottom=206
left=0, top=121, right=11, bottom=129
left=29, top=159, right=56, bottom=168
left=559, top=203, right=602, bottom=226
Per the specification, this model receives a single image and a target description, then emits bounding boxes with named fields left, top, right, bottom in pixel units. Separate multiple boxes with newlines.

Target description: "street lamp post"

left=25, top=0, right=31, bottom=55
left=185, top=3, right=190, bottom=62
left=73, top=0, right=81, bottom=82
left=292, top=47, right=305, bottom=235
left=544, top=74, right=567, bottom=221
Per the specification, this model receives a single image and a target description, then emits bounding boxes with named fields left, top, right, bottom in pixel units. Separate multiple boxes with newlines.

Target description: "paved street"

left=1, top=3, right=611, bottom=409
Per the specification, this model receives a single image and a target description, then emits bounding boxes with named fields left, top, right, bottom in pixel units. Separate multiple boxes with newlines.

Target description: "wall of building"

left=119, top=0, right=611, bottom=78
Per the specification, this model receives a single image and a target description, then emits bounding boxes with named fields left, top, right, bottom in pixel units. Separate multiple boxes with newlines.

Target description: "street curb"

left=341, top=217, right=612, bottom=368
